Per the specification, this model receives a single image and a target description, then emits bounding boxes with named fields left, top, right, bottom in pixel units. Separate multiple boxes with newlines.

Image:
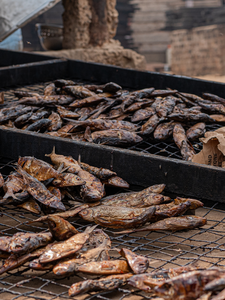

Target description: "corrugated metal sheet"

left=0, top=0, right=60, bottom=42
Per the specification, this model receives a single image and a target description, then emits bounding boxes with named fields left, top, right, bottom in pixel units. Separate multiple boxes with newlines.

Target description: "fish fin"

left=85, top=224, right=98, bottom=234
left=84, top=126, right=92, bottom=142
left=78, top=154, right=81, bottom=165
left=45, top=146, right=56, bottom=158
left=113, top=229, right=135, bottom=235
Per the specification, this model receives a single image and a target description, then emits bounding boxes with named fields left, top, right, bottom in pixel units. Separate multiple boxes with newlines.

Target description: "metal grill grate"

left=1, top=81, right=224, bottom=161
left=0, top=158, right=225, bottom=300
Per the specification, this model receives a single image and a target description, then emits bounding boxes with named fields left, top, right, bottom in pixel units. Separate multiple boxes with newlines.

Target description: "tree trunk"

left=62, top=0, right=118, bottom=49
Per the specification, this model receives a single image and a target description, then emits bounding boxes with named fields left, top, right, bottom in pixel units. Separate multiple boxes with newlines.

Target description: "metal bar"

left=0, top=126, right=225, bottom=203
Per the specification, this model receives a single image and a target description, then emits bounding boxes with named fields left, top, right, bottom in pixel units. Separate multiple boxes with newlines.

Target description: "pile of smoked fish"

left=2, top=79, right=225, bottom=160
left=1, top=219, right=225, bottom=299
left=0, top=151, right=219, bottom=299
left=0, top=150, right=206, bottom=232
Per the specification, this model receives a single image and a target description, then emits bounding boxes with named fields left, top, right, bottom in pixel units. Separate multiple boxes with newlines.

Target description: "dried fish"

left=64, top=85, right=96, bottom=98
left=78, top=168, right=105, bottom=202
left=14, top=111, right=33, bottom=127
left=18, top=156, right=60, bottom=181
left=53, top=238, right=110, bottom=276
left=101, top=192, right=166, bottom=208
left=44, top=83, right=56, bottom=96
left=54, top=79, right=75, bottom=87
left=141, top=114, right=161, bottom=135
left=39, top=225, right=97, bottom=263
left=154, top=269, right=225, bottom=300
left=186, top=122, right=206, bottom=141
left=18, top=95, right=74, bottom=106
left=78, top=161, right=116, bottom=180
left=131, top=107, right=155, bottom=122
left=31, top=204, right=89, bottom=223
left=72, top=260, right=130, bottom=275
left=68, top=119, right=139, bottom=133
left=47, top=215, right=78, bottom=241
left=0, top=246, right=47, bottom=275
left=47, top=112, right=62, bottom=131
left=0, top=172, right=4, bottom=188
left=154, top=121, right=177, bottom=140
left=25, top=118, right=52, bottom=132
left=56, top=105, right=80, bottom=119
left=198, top=101, right=225, bottom=115
left=203, top=93, right=225, bottom=106
left=174, top=197, right=203, bottom=210
left=128, top=265, right=197, bottom=292
left=102, top=176, right=130, bottom=188
left=168, top=112, right=214, bottom=123
left=2, top=172, right=25, bottom=201
left=87, top=128, right=143, bottom=146
left=8, top=231, right=52, bottom=255
left=79, top=205, right=156, bottom=229
left=52, top=173, right=85, bottom=187
left=151, top=200, right=192, bottom=222
left=68, top=274, right=132, bottom=296
left=173, top=123, right=195, bottom=161
left=117, top=216, right=207, bottom=234
left=69, top=95, right=105, bottom=108
left=101, top=184, right=166, bottom=204
left=124, top=100, right=154, bottom=113
left=17, top=198, right=41, bottom=214
left=155, top=96, right=177, bottom=117
left=210, top=289, right=225, bottom=300
left=16, top=165, right=66, bottom=211
left=120, top=248, right=149, bottom=274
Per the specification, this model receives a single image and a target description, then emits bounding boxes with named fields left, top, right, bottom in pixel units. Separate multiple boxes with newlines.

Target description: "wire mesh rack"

left=1, top=157, right=225, bottom=300
left=1, top=81, right=224, bottom=161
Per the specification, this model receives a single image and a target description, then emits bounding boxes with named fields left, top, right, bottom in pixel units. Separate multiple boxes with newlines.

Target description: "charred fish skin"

left=120, top=248, right=149, bottom=274
left=131, top=107, right=155, bottom=123
left=91, top=129, right=143, bottom=146
left=79, top=205, right=156, bottom=229
left=154, top=121, right=177, bottom=140
left=186, top=122, right=206, bottom=141
left=141, top=114, right=160, bottom=135
left=68, top=274, right=133, bottom=297
left=25, top=118, right=52, bottom=132
left=8, top=232, right=52, bottom=256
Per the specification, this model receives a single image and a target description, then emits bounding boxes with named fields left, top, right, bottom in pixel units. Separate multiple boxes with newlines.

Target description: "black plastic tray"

left=0, top=56, right=225, bottom=203
left=0, top=49, right=57, bottom=68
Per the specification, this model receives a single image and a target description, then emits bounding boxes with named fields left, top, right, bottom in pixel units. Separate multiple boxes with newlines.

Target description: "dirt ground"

left=194, top=74, right=225, bottom=84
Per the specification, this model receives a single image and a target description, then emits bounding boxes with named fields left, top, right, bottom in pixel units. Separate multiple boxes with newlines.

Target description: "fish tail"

left=45, top=146, right=56, bottom=157
left=78, top=154, right=82, bottom=165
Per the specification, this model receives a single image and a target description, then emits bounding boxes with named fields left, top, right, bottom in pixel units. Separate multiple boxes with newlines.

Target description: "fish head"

left=79, top=208, right=94, bottom=222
